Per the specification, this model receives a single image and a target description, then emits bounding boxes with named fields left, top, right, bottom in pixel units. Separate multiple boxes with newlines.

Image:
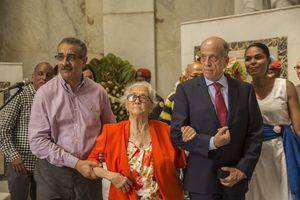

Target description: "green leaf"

left=86, top=53, right=135, bottom=121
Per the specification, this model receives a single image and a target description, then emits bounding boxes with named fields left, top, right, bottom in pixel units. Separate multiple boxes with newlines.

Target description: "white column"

left=103, top=0, right=156, bottom=87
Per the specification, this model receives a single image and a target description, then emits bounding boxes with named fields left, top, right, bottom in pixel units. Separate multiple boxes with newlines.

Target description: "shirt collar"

left=204, top=73, right=228, bottom=88
left=57, top=73, right=85, bottom=92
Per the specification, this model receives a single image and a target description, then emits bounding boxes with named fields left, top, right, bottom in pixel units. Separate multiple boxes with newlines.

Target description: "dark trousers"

left=34, top=159, right=102, bottom=200
left=189, top=192, right=245, bottom=200
left=6, top=163, right=36, bottom=200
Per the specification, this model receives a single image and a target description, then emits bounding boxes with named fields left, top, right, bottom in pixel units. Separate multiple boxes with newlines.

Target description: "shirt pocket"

left=85, top=104, right=101, bottom=127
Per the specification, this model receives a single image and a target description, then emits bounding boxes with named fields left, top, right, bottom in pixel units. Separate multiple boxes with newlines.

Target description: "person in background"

left=171, top=36, right=263, bottom=200
left=267, top=59, right=282, bottom=78
left=83, top=66, right=96, bottom=81
left=0, top=62, right=54, bottom=200
left=87, top=81, right=186, bottom=200
left=294, top=58, right=300, bottom=101
left=159, top=62, right=202, bottom=125
left=28, top=37, right=115, bottom=200
left=245, top=43, right=300, bottom=200
left=135, top=67, right=164, bottom=120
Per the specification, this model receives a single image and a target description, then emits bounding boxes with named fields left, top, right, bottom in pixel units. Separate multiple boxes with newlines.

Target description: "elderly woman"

left=87, top=81, right=186, bottom=200
left=244, top=43, right=300, bottom=200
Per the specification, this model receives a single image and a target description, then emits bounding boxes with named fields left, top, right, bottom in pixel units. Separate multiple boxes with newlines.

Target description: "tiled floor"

left=0, top=180, right=8, bottom=193
left=0, top=180, right=9, bottom=200
left=0, top=193, right=9, bottom=200
left=0, top=152, right=10, bottom=199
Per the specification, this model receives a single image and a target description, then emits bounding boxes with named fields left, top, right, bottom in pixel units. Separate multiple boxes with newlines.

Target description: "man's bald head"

left=32, top=62, right=54, bottom=90
left=200, top=37, right=229, bottom=57
left=33, top=62, right=52, bottom=74
left=185, top=62, right=203, bottom=80
left=199, top=36, right=229, bottom=81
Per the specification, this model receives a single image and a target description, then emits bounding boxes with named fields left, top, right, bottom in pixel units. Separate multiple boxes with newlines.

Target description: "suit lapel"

left=197, top=77, right=220, bottom=127
left=227, top=78, right=238, bottom=127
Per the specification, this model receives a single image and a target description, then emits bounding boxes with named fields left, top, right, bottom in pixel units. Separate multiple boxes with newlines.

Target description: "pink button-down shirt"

left=29, top=74, right=116, bottom=168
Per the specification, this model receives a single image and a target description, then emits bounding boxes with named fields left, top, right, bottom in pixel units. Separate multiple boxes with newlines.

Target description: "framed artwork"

left=194, top=37, right=288, bottom=79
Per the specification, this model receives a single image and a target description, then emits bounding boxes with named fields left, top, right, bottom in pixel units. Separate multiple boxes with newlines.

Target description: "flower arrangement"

left=86, top=53, right=136, bottom=121
left=268, top=55, right=283, bottom=78
left=224, top=57, right=247, bottom=81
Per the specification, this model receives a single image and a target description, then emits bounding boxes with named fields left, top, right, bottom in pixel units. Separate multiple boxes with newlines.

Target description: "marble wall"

left=155, top=0, right=234, bottom=97
left=0, top=0, right=234, bottom=97
left=103, top=0, right=155, bottom=86
left=235, top=0, right=300, bottom=14
left=85, top=0, right=104, bottom=59
left=0, top=0, right=104, bottom=79
left=181, top=5, right=300, bottom=85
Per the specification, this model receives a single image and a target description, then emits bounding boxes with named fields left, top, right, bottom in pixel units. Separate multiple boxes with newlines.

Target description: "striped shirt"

left=159, top=92, right=175, bottom=125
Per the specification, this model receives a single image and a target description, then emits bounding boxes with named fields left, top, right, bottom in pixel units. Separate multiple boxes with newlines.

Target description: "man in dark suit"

left=171, top=36, right=263, bottom=200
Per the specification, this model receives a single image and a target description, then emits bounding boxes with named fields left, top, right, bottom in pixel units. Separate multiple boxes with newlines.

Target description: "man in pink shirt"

left=29, top=37, right=116, bottom=200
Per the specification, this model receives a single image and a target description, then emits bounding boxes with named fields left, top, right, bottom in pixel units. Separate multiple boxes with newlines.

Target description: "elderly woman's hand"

left=181, top=126, right=197, bottom=142
left=75, top=160, right=99, bottom=179
left=108, top=171, right=133, bottom=193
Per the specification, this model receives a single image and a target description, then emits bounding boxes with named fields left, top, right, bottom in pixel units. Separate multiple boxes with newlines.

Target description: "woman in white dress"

left=244, top=43, right=300, bottom=200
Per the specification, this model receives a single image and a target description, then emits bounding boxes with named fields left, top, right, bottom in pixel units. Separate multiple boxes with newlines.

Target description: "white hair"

left=121, top=81, right=157, bottom=110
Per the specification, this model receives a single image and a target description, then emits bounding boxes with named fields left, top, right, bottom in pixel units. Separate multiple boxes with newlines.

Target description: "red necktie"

left=213, top=82, right=228, bottom=127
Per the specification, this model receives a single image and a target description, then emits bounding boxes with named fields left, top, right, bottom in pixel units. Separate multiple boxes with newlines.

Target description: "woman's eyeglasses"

left=127, top=94, right=151, bottom=103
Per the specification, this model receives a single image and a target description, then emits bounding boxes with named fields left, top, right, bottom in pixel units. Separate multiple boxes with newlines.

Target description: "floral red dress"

left=127, top=141, right=163, bottom=200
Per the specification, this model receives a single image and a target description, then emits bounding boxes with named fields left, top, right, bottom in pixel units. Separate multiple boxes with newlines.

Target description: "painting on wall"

left=194, top=37, right=288, bottom=80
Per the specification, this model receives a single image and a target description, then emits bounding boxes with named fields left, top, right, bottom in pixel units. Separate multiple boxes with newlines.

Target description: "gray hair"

left=33, top=62, right=53, bottom=74
left=58, top=37, right=87, bottom=58
left=121, top=81, right=157, bottom=111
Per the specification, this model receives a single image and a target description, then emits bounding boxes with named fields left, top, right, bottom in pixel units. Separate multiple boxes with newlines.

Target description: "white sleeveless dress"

left=246, top=78, right=292, bottom=200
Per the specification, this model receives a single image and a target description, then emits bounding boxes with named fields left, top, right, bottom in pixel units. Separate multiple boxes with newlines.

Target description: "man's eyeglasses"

left=127, top=94, right=151, bottom=103
left=294, top=66, right=300, bottom=70
left=199, top=54, right=221, bottom=63
left=54, top=53, right=82, bottom=62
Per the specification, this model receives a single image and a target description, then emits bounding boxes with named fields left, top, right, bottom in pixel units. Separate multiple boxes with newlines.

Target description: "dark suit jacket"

left=171, top=75, right=263, bottom=195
